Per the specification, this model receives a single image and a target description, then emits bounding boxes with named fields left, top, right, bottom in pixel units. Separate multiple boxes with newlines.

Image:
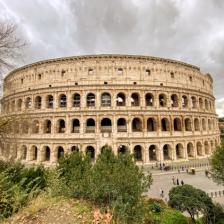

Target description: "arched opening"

left=34, top=96, right=42, bottom=109
left=202, top=118, right=206, bottom=131
left=59, top=94, right=67, bottom=108
left=132, top=118, right=142, bottom=132
left=43, top=146, right=50, bottom=161
left=161, top=118, right=170, bottom=131
left=11, top=145, right=17, bottom=159
left=101, top=118, right=112, bottom=133
left=101, top=93, right=111, bottom=107
left=204, top=141, right=210, bottom=155
left=176, top=143, right=184, bottom=159
left=32, top=120, right=39, bottom=134
left=133, top=145, right=142, bottom=161
left=14, top=121, right=20, bottom=134
left=71, top=119, right=80, bottom=133
left=11, top=100, right=15, bottom=112
left=101, top=145, right=112, bottom=153
left=171, top=94, right=178, bottom=107
left=31, top=145, right=38, bottom=160
left=194, top=118, right=200, bottom=131
left=197, top=142, right=203, bottom=156
left=118, top=145, right=128, bottom=154
left=210, top=141, right=214, bottom=152
left=191, top=96, right=197, bottom=109
left=86, top=146, right=95, bottom=160
left=185, top=118, right=192, bottom=131
left=4, top=144, right=10, bottom=159
left=25, top=97, right=32, bottom=109
left=208, top=119, right=212, bottom=130
left=86, top=118, right=95, bottom=133
left=147, top=118, right=156, bottom=131
left=215, top=139, right=218, bottom=147
left=145, top=93, right=154, bottom=106
left=159, top=94, right=167, bottom=107
left=149, top=145, right=157, bottom=161
left=199, top=98, right=203, bottom=109
left=72, top=93, right=81, bottom=107
left=187, top=143, right=194, bottom=157
left=46, top=95, right=54, bottom=108
left=21, top=145, right=27, bottom=160
left=182, top=95, right=188, bottom=108
left=116, top=93, right=125, bottom=106
left=117, top=118, right=127, bottom=132
left=173, top=118, right=182, bottom=131
left=71, top=146, right=79, bottom=152
left=87, top=93, right=95, bottom=107
left=44, top=120, right=51, bottom=133
left=131, top=93, right=140, bottom=106
left=57, top=146, right=64, bottom=159
left=205, top=99, right=209, bottom=110
left=22, top=121, right=29, bottom=134
left=57, top=119, right=65, bottom=133
left=163, top=144, right=172, bottom=160
left=17, top=99, right=22, bottom=111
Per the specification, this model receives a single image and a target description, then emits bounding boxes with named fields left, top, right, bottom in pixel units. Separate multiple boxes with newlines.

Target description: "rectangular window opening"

left=118, top=68, right=123, bottom=75
left=146, top=69, right=151, bottom=75
left=88, top=68, right=94, bottom=75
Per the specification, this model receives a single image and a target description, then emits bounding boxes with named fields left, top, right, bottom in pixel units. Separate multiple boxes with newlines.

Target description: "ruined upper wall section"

left=3, top=54, right=213, bottom=97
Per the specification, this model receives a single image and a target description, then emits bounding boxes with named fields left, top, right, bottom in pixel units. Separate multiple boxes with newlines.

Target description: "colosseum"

left=0, top=54, right=221, bottom=165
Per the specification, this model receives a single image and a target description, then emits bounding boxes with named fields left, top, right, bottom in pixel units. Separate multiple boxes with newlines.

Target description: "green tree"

left=57, top=151, right=92, bottom=198
left=210, top=142, right=224, bottom=185
left=90, top=146, right=152, bottom=222
left=168, top=185, right=217, bottom=224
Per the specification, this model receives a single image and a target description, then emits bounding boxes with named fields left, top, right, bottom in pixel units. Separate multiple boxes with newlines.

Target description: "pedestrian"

left=181, top=180, right=184, bottom=185
left=186, top=168, right=188, bottom=173
left=176, top=178, right=179, bottom=185
left=161, top=189, right=164, bottom=198
left=172, top=176, right=175, bottom=185
left=160, top=188, right=164, bottom=198
left=178, top=168, right=180, bottom=173
left=182, top=166, right=184, bottom=171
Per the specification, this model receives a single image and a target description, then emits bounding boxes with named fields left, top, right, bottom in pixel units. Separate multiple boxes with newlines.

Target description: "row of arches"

left=0, top=139, right=218, bottom=163
left=3, top=92, right=214, bottom=113
left=15, top=116, right=217, bottom=135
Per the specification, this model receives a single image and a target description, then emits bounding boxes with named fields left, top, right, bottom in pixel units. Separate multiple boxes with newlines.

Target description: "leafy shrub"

left=149, top=202, right=162, bottom=213
left=144, top=199, right=188, bottom=224
left=0, top=160, right=47, bottom=220
left=55, top=147, right=152, bottom=223
left=57, top=151, right=92, bottom=198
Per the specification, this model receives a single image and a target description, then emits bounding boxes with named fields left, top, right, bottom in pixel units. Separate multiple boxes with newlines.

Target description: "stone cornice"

left=4, top=54, right=200, bottom=81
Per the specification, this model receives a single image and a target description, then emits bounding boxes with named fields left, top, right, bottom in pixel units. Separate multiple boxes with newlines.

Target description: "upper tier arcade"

left=3, top=54, right=213, bottom=97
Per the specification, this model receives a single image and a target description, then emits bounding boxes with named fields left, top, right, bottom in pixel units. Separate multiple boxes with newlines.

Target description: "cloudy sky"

left=0, top=0, right=224, bottom=116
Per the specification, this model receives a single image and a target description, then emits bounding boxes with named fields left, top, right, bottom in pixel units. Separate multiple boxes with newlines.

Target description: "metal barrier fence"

left=145, top=161, right=210, bottom=172
left=207, top=190, right=224, bottom=198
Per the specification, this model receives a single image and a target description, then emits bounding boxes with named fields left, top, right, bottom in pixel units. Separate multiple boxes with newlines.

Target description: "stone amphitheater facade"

left=0, top=54, right=221, bottom=165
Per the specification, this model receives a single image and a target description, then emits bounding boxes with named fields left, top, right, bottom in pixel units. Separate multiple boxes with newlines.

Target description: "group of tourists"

left=172, top=176, right=184, bottom=186
left=159, top=176, right=185, bottom=199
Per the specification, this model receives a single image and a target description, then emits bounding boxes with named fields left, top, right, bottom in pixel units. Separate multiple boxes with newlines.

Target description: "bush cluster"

left=54, top=146, right=152, bottom=223
left=0, top=160, right=47, bottom=220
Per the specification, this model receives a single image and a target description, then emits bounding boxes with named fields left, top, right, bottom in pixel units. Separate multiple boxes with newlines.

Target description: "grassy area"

left=2, top=194, right=94, bottom=224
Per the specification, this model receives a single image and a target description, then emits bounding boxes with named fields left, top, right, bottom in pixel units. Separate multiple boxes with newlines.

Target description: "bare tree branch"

left=0, top=20, right=27, bottom=75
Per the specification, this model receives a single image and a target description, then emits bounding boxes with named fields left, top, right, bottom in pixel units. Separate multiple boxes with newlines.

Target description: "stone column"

left=67, top=92, right=72, bottom=109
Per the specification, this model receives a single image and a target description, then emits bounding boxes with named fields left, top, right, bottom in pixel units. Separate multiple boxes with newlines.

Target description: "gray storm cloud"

left=0, top=0, right=223, bottom=116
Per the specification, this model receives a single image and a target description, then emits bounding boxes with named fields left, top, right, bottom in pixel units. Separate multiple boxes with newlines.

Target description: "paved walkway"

left=147, top=170, right=224, bottom=205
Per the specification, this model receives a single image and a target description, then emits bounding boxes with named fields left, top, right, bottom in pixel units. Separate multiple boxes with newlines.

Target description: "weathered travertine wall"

left=0, top=55, right=220, bottom=165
